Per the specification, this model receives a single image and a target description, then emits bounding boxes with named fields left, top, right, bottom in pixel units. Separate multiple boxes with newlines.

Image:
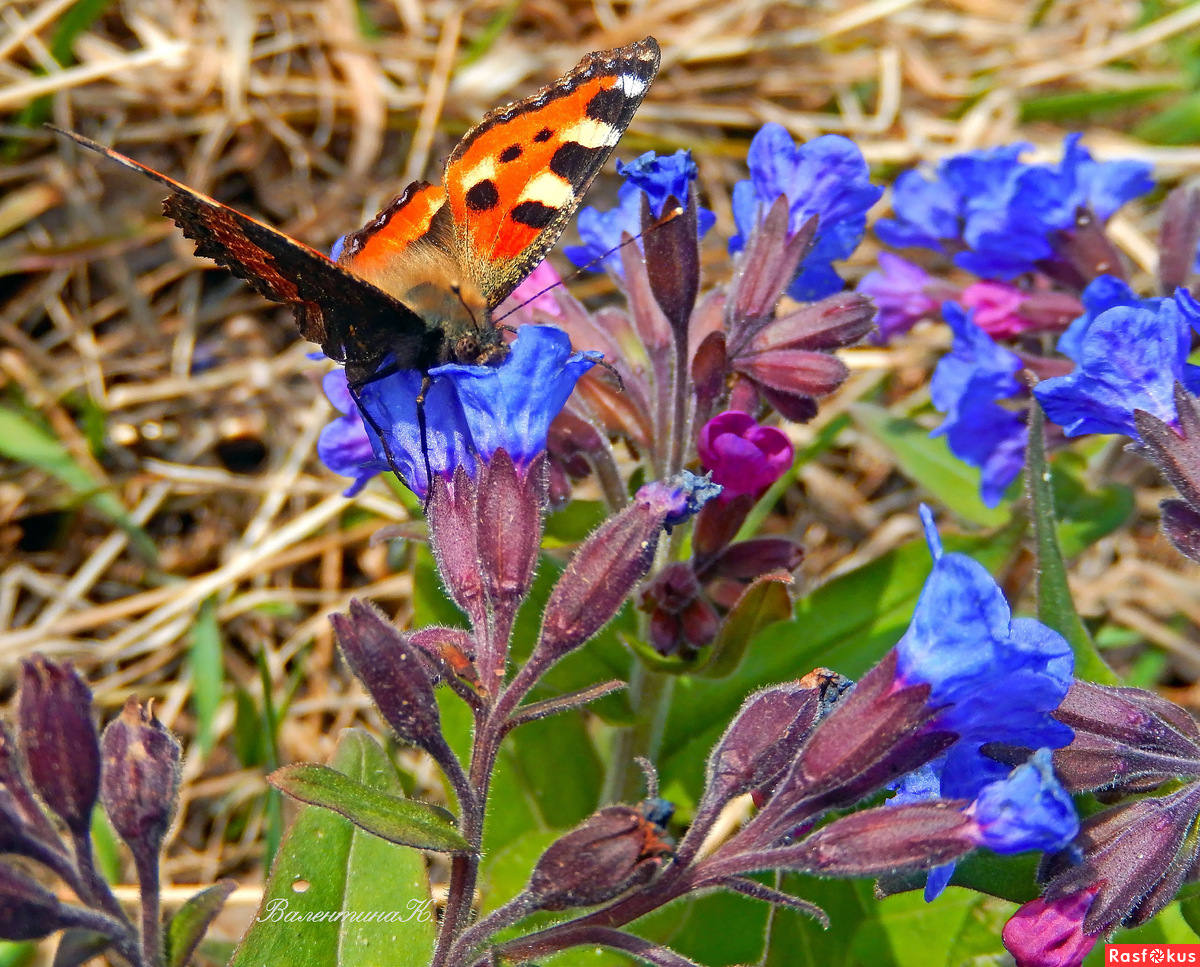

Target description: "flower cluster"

left=862, top=135, right=1200, bottom=508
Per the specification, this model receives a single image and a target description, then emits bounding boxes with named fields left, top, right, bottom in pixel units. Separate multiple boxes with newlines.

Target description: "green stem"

left=601, top=662, right=675, bottom=804
left=1026, top=400, right=1117, bottom=684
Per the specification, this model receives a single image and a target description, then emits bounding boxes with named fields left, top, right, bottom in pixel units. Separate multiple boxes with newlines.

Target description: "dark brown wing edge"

left=50, top=126, right=431, bottom=373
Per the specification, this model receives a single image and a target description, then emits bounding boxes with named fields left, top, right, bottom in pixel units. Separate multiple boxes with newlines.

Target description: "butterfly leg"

left=414, top=374, right=435, bottom=505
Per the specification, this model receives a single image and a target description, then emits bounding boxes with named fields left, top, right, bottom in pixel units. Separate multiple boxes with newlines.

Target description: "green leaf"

left=88, top=806, right=122, bottom=884
left=849, top=402, right=1012, bottom=528
left=165, top=881, right=236, bottom=967
left=230, top=730, right=437, bottom=967
left=188, top=597, right=223, bottom=756
left=695, top=573, right=793, bottom=678
left=50, top=931, right=108, bottom=967
left=0, top=405, right=156, bottom=561
left=1137, top=90, right=1200, bottom=145
left=1020, top=86, right=1174, bottom=124
left=269, top=762, right=470, bottom=854
left=1027, top=404, right=1116, bottom=684
left=543, top=499, right=607, bottom=546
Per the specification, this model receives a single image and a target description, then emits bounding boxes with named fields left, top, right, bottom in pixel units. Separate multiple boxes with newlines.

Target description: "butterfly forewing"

left=52, top=128, right=435, bottom=380
left=443, top=37, right=661, bottom=309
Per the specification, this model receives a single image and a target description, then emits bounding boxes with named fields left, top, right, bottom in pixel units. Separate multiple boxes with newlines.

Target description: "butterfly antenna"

left=493, top=205, right=683, bottom=325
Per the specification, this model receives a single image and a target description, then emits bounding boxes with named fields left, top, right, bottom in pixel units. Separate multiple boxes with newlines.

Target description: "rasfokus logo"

left=1107, top=944, right=1200, bottom=963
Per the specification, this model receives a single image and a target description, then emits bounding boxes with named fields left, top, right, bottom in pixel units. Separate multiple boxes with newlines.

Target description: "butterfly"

left=54, top=37, right=660, bottom=396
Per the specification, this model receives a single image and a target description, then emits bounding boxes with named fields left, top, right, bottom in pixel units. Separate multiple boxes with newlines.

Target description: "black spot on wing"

left=586, top=87, right=626, bottom=123
left=510, top=201, right=557, bottom=229
left=533, top=127, right=554, bottom=143
left=465, top=180, right=500, bottom=212
left=549, top=141, right=598, bottom=181
left=499, top=144, right=523, bottom=163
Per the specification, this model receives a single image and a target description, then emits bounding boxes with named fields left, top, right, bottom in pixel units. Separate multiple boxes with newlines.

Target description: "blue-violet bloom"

left=318, top=369, right=384, bottom=497
left=856, top=252, right=939, bottom=342
left=319, top=325, right=599, bottom=497
left=876, top=135, right=1154, bottom=279
left=892, top=507, right=1075, bottom=897
left=1054, top=275, right=1163, bottom=362
left=729, top=124, right=882, bottom=301
left=930, top=304, right=1028, bottom=507
left=565, top=149, right=715, bottom=275
left=1035, top=288, right=1200, bottom=439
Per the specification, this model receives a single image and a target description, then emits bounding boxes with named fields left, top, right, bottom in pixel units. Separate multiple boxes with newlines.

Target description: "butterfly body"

left=56, top=36, right=660, bottom=393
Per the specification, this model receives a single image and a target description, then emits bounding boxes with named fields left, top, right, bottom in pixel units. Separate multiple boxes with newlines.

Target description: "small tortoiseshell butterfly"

left=54, top=37, right=660, bottom=394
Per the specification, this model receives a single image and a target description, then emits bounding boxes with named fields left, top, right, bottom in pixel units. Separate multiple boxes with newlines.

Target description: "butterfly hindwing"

left=444, top=37, right=661, bottom=309
left=52, top=128, right=434, bottom=378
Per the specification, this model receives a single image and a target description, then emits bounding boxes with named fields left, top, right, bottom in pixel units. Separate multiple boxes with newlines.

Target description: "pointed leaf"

left=230, top=730, right=437, bottom=967
left=52, top=930, right=111, bottom=967
left=165, top=880, right=235, bottom=967
left=695, top=573, right=792, bottom=679
left=269, top=762, right=469, bottom=854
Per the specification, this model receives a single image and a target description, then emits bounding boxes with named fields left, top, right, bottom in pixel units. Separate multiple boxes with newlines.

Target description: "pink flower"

left=958, top=281, right=1038, bottom=339
left=500, top=260, right=565, bottom=322
left=697, top=411, right=793, bottom=499
left=1002, top=888, right=1101, bottom=967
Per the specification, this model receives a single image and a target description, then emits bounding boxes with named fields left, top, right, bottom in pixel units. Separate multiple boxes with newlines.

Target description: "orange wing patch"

left=444, top=38, right=660, bottom=307
left=335, top=181, right=448, bottom=274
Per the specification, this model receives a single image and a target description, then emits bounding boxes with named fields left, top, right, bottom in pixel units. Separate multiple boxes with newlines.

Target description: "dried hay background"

left=4, top=0, right=1200, bottom=950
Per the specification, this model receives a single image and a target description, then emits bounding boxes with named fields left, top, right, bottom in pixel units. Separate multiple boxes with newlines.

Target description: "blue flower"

left=930, top=303, right=1028, bottom=506
left=318, top=326, right=599, bottom=496
left=970, top=749, right=1078, bottom=856
left=876, top=136, right=1154, bottom=280
left=729, top=124, right=882, bottom=301
left=318, top=369, right=385, bottom=496
left=1055, top=275, right=1164, bottom=361
left=891, top=508, right=1075, bottom=898
left=856, top=252, right=938, bottom=342
left=1035, top=289, right=1200, bottom=438
left=565, top=150, right=714, bottom=275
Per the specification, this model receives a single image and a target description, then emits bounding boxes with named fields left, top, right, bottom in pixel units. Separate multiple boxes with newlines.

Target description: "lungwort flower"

left=930, top=304, right=1028, bottom=507
left=565, top=149, right=714, bottom=275
left=319, top=325, right=599, bottom=497
left=729, top=123, right=882, bottom=301
left=1035, top=287, right=1200, bottom=439
left=875, top=135, right=1153, bottom=279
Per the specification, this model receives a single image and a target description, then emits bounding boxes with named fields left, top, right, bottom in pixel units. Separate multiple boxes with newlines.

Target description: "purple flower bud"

left=642, top=191, right=700, bottom=335
left=17, top=657, right=100, bottom=836
left=1161, top=499, right=1200, bottom=565
left=733, top=350, right=850, bottom=417
left=1158, top=186, right=1200, bottom=292
left=787, top=801, right=975, bottom=878
left=526, top=803, right=672, bottom=911
left=702, top=683, right=820, bottom=811
left=1051, top=680, right=1200, bottom=794
left=1002, top=888, right=1100, bottom=967
left=100, top=697, right=181, bottom=857
left=0, top=862, right=82, bottom=941
left=476, top=450, right=547, bottom=612
left=640, top=563, right=720, bottom=657
left=332, top=601, right=461, bottom=773
left=692, top=493, right=755, bottom=559
left=728, top=197, right=818, bottom=327
left=697, top=411, right=793, bottom=499
left=531, top=487, right=674, bottom=672
left=857, top=253, right=938, bottom=342
left=753, top=293, right=877, bottom=354
left=426, top=466, right=487, bottom=629
left=1134, top=385, right=1200, bottom=559
left=701, top=537, right=804, bottom=582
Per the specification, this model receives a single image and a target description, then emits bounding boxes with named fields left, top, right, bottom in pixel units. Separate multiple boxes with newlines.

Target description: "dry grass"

left=4, top=0, right=1200, bottom=950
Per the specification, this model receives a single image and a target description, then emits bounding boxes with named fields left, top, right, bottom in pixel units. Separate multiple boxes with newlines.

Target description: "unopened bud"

left=526, top=802, right=672, bottom=911
left=17, top=657, right=100, bottom=836
left=100, top=697, right=181, bottom=856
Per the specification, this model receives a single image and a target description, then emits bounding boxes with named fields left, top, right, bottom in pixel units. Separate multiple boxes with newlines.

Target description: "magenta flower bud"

left=476, top=450, right=546, bottom=624
left=787, top=801, right=975, bottom=877
left=697, top=411, right=793, bottom=499
left=17, top=657, right=100, bottom=836
left=526, top=803, right=672, bottom=911
left=1002, top=888, right=1100, bottom=967
left=100, top=697, right=181, bottom=856
left=956, top=281, right=1038, bottom=339
left=426, top=466, right=487, bottom=628
left=332, top=601, right=461, bottom=774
